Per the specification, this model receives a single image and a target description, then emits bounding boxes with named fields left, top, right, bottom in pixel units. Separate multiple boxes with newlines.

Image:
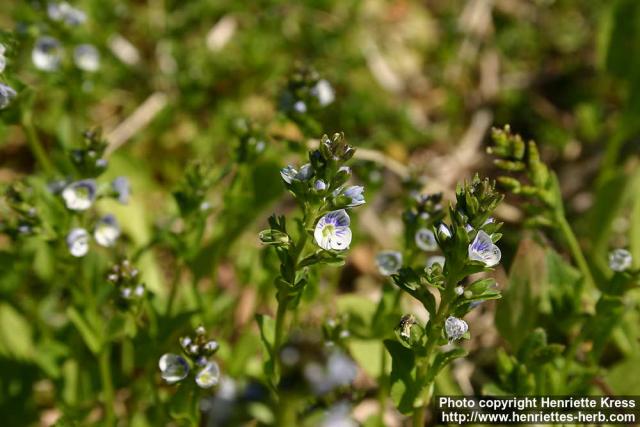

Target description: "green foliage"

left=1, top=1, right=640, bottom=426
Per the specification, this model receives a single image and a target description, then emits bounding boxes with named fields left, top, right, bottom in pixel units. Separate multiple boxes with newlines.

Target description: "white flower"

left=62, top=179, right=97, bottom=211
left=159, top=353, right=190, bottom=384
left=47, top=2, right=86, bottom=26
left=32, top=36, right=62, bottom=71
left=293, top=100, right=307, bottom=113
left=426, top=255, right=446, bottom=269
left=73, top=44, right=100, bottom=72
left=468, top=230, right=501, bottom=267
left=415, top=228, right=438, bottom=251
left=609, top=249, right=632, bottom=272
left=314, top=210, right=352, bottom=251
left=341, top=185, right=365, bottom=207
left=280, top=163, right=313, bottom=184
left=112, top=176, right=130, bottom=204
left=311, top=79, right=335, bottom=106
left=0, top=83, right=17, bottom=109
left=376, top=251, right=402, bottom=276
left=195, top=361, right=220, bottom=388
left=438, top=223, right=452, bottom=239
left=444, top=316, right=468, bottom=342
left=94, top=215, right=120, bottom=247
left=314, top=179, right=327, bottom=191
left=66, top=228, right=90, bottom=257
left=134, top=284, right=145, bottom=297
left=203, top=340, right=219, bottom=353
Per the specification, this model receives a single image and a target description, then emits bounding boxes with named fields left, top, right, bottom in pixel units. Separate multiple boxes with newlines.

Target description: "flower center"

left=322, top=224, right=335, bottom=238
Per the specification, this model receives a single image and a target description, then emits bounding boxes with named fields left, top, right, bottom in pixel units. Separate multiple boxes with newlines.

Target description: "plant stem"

left=556, top=213, right=597, bottom=307
left=276, top=395, right=297, bottom=427
left=412, top=275, right=456, bottom=427
left=273, top=294, right=289, bottom=378
left=99, top=347, right=116, bottom=426
left=21, top=108, right=54, bottom=175
left=272, top=204, right=315, bottom=381
left=165, top=260, right=182, bottom=316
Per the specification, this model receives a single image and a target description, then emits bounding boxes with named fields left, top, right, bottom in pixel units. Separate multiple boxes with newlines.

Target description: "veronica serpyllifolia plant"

left=387, top=175, right=503, bottom=425
left=259, top=133, right=364, bottom=384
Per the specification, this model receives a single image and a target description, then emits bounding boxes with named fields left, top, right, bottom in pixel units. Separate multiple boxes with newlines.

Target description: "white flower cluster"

left=61, top=177, right=130, bottom=257
left=159, top=327, right=221, bottom=389
left=32, top=4, right=100, bottom=73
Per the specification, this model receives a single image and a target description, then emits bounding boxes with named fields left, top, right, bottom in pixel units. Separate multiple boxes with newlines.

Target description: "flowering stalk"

left=260, top=133, right=364, bottom=386
left=388, top=176, right=503, bottom=424
left=374, top=186, right=446, bottom=419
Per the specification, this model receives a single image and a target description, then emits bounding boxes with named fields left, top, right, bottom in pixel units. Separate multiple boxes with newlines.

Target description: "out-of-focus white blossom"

left=415, top=228, right=438, bottom=251
left=66, top=228, right=90, bottom=257
left=376, top=250, right=402, bottom=276
left=32, top=36, right=62, bottom=71
left=609, top=248, right=632, bottom=272
left=73, top=44, right=100, bottom=72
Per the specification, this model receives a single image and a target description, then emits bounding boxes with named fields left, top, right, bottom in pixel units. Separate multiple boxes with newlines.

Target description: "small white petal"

left=62, top=180, right=97, bottom=211
left=195, top=361, right=220, bottom=388
left=73, top=44, right=100, bottom=72
left=376, top=251, right=402, bottom=276
left=293, top=100, right=307, bottom=113
left=0, top=83, right=17, bottom=109
left=415, top=228, right=438, bottom=251
left=314, top=210, right=352, bottom=251
left=159, top=353, right=190, bottom=384
left=32, top=36, right=62, bottom=71
left=438, top=223, right=452, bottom=239
left=468, top=230, right=501, bottom=267
left=445, top=316, right=468, bottom=342
left=609, top=249, right=632, bottom=272
left=94, top=215, right=120, bottom=247
left=311, top=79, right=335, bottom=106
left=66, top=228, right=90, bottom=257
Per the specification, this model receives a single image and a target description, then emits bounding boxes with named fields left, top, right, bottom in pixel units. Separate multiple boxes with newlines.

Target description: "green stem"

left=412, top=275, right=457, bottom=427
left=272, top=204, right=315, bottom=381
left=273, top=294, right=289, bottom=378
left=99, top=347, right=115, bottom=426
left=378, top=288, right=403, bottom=419
left=165, top=260, right=182, bottom=316
left=276, top=395, right=297, bottom=427
left=556, top=213, right=597, bottom=308
left=21, top=108, right=54, bottom=175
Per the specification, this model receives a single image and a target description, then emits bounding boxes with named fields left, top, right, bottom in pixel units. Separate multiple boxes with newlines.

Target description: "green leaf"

left=495, top=239, right=547, bottom=350
left=349, top=339, right=384, bottom=379
left=256, top=314, right=275, bottom=378
left=384, top=339, right=419, bottom=414
left=0, top=303, right=35, bottom=361
left=66, top=307, right=101, bottom=354
left=426, top=348, right=467, bottom=383
left=169, top=384, right=198, bottom=424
